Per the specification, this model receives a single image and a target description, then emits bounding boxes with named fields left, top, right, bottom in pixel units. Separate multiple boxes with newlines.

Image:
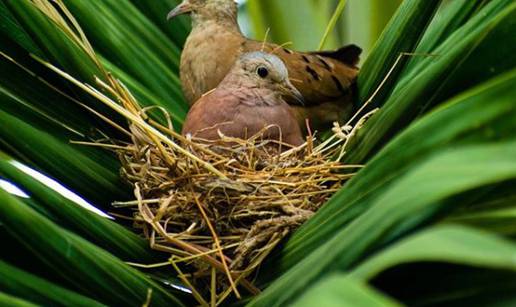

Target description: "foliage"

left=0, top=0, right=515, bottom=306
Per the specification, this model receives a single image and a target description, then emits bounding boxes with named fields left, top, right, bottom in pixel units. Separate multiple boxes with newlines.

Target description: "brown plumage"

left=168, top=0, right=362, bottom=130
left=182, top=51, right=304, bottom=147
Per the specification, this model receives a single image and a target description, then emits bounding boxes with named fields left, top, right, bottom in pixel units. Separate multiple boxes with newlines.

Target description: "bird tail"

left=312, top=44, right=362, bottom=67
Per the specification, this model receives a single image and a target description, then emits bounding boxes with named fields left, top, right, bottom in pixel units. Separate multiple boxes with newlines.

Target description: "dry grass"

left=23, top=1, right=373, bottom=305
left=32, top=33, right=365, bottom=306
left=113, top=112, right=359, bottom=303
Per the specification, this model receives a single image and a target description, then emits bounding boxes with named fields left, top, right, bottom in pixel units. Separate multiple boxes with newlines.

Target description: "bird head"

left=234, top=52, right=305, bottom=106
left=167, top=0, right=238, bottom=23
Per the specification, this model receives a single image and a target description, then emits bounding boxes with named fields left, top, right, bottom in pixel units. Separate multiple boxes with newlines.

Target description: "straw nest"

left=41, top=49, right=371, bottom=303
left=113, top=107, right=368, bottom=303
left=41, top=46, right=370, bottom=302
left=24, top=2, right=373, bottom=304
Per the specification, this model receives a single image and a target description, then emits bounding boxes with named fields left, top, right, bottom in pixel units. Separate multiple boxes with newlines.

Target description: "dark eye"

left=257, top=66, right=269, bottom=78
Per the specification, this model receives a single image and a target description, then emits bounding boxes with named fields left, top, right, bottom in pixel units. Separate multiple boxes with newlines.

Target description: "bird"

left=182, top=51, right=304, bottom=147
left=168, top=0, right=362, bottom=130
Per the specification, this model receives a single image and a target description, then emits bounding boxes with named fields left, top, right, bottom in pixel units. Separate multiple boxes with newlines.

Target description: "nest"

left=41, top=49, right=369, bottom=303
left=21, top=3, right=375, bottom=304
left=112, top=108, right=365, bottom=304
left=42, top=56, right=370, bottom=304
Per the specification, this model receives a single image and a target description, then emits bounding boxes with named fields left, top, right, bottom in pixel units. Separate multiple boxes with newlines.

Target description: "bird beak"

left=167, top=0, right=193, bottom=20
left=282, top=79, right=305, bottom=106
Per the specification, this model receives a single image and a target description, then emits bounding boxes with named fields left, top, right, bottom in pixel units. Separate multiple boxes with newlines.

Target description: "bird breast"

left=182, top=89, right=302, bottom=145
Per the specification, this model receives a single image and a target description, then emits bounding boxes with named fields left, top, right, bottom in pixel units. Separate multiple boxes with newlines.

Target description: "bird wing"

left=243, top=40, right=361, bottom=107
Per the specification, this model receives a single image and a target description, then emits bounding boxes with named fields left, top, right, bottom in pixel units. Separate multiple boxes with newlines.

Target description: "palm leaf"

left=357, top=0, right=442, bottom=105
left=0, top=0, right=515, bottom=305
left=402, top=0, right=487, bottom=72
left=0, top=155, right=156, bottom=262
left=0, top=260, right=106, bottom=307
left=346, top=0, right=516, bottom=163
left=246, top=0, right=337, bottom=50
left=0, top=188, right=184, bottom=306
left=0, top=292, right=39, bottom=307
left=351, top=225, right=516, bottom=305
left=263, top=68, right=516, bottom=280
left=293, top=274, right=401, bottom=307
left=250, top=138, right=516, bottom=306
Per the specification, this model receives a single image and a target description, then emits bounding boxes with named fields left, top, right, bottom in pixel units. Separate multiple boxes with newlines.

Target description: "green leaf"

left=2, top=0, right=516, bottom=305
left=128, top=0, right=190, bottom=46
left=398, top=0, right=514, bottom=88
left=0, top=103, right=128, bottom=205
left=0, top=48, right=132, bottom=207
left=0, top=292, right=39, bottom=307
left=0, top=156, right=156, bottom=262
left=317, top=0, right=348, bottom=50
left=0, top=260, right=106, bottom=307
left=250, top=139, right=516, bottom=306
left=63, top=0, right=188, bottom=113
left=351, top=225, right=516, bottom=281
left=0, top=47, right=117, bottom=139
left=2, top=0, right=187, bottom=126
left=0, top=1, right=42, bottom=56
left=264, top=68, right=516, bottom=280
left=246, top=0, right=337, bottom=50
left=351, top=225, right=516, bottom=306
left=292, top=274, right=401, bottom=307
left=0, top=188, right=185, bottom=306
left=344, top=0, right=403, bottom=56
left=357, top=0, right=442, bottom=104
left=402, top=0, right=485, bottom=73
left=2, top=0, right=102, bottom=83
left=347, top=0, right=516, bottom=163
left=446, top=204, right=516, bottom=236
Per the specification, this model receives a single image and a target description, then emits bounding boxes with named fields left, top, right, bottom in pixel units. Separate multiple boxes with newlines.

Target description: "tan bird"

left=168, top=0, right=362, bottom=130
left=182, top=51, right=304, bottom=147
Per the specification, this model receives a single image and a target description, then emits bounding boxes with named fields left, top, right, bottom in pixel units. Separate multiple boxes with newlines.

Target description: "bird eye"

left=257, top=66, right=269, bottom=78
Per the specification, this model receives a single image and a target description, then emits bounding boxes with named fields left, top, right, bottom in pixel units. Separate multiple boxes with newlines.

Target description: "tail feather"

left=312, top=44, right=362, bottom=67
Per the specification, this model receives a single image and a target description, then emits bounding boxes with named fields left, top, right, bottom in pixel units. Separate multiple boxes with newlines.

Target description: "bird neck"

left=191, top=11, right=242, bottom=35
left=221, top=76, right=282, bottom=107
